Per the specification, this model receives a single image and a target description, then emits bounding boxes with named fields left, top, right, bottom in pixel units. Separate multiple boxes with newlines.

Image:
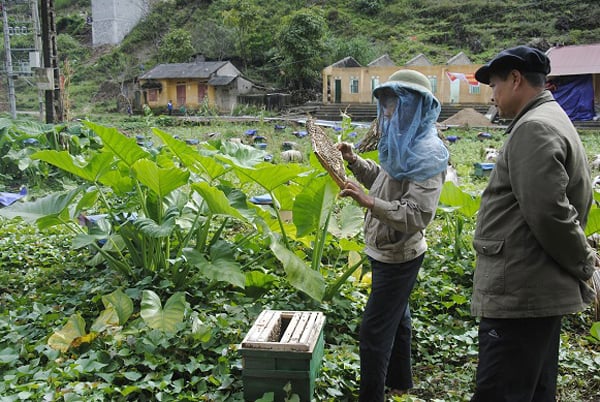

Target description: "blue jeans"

left=359, top=254, right=424, bottom=402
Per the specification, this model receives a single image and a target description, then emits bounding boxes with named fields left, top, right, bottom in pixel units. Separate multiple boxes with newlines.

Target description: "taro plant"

left=221, top=146, right=368, bottom=301
left=0, top=118, right=51, bottom=187
left=437, top=181, right=481, bottom=260
left=47, top=288, right=187, bottom=353
left=0, top=117, right=101, bottom=188
left=0, top=120, right=375, bottom=302
left=0, top=121, right=251, bottom=291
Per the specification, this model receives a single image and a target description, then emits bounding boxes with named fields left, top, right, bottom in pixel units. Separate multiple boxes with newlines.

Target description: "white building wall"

left=92, top=0, right=148, bottom=46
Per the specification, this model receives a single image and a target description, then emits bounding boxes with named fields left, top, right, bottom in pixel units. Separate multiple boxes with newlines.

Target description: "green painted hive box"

left=240, top=310, right=326, bottom=402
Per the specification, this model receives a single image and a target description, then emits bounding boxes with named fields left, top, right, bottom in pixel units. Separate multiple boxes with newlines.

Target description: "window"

left=428, top=75, right=438, bottom=94
left=350, top=77, right=359, bottom=94
left=469, top=85, right=481, bottom=95
left=148, top=89, right=158, bottom=102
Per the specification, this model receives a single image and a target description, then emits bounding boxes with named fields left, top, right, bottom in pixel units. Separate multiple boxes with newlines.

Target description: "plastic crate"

left=240, top=310, right=325, bottom=402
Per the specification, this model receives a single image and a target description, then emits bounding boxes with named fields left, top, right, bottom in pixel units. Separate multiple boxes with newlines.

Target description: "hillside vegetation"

left=9, top=0, right=600, bottom=113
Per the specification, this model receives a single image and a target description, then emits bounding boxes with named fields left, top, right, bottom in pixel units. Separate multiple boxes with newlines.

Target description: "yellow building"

left=138, top=60, right=255, bottom=113
left=322, top=52, right=493, bottom=106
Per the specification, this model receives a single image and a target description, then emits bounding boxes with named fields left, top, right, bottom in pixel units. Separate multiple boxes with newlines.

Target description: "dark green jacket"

left=471, top=90, right=596, bottom=318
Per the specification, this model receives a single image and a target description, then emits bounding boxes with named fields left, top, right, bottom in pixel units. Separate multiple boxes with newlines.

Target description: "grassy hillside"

left=5, top=0, right=600, bottom=114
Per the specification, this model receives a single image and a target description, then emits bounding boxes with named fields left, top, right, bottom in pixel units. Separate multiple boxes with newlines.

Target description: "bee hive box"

left=240, top=310, right=325, bottom=401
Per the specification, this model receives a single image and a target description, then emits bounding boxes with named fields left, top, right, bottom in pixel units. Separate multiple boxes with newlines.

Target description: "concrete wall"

left=92, top=0, right=148, bottom=46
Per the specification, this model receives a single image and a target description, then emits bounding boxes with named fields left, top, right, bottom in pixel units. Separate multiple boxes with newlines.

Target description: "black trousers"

left=359, top=254, right=424, bottom=402
left=471, top=315, right=563, bottom=402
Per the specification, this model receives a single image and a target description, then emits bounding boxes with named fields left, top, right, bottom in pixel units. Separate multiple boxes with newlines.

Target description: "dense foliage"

left=0, top=116, right=599, bottom=401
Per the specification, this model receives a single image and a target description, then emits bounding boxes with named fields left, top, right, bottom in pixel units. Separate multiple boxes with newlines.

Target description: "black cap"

left=475, top=46, right=551, bottom=85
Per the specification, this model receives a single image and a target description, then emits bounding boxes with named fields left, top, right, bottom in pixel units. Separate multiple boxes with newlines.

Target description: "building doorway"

left=176, top=84, right=186, bottom=107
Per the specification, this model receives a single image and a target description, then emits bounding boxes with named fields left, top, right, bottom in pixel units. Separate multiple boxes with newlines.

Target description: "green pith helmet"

left=373, top=69, right=433, bottom=98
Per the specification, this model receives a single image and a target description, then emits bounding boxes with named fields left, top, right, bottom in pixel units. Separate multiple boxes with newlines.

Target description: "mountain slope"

left=9, top=0, right=600, bottom=112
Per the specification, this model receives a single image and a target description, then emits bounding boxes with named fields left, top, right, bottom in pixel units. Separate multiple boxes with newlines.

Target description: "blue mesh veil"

left=377, top=81, right=449, bottom=182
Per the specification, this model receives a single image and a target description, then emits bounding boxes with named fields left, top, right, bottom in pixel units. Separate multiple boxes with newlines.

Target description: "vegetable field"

left=0, top=115, right=599, bottom=401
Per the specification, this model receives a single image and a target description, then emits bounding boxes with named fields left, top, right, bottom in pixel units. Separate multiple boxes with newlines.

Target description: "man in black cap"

left=470, top=45, right=596, bottom=401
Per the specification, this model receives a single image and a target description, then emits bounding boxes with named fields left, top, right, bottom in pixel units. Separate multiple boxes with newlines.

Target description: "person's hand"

left=337, top=142, right=356, bottom=164
left=339, top=180, right=374, bottom=209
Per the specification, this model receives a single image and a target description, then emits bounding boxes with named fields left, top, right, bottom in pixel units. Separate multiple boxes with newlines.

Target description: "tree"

left=159, top=28, right=195, bottom=63
left=275, top=9, right=327, bottom=91
left=190, top=20, right=236, bottom=61
left=221, top=2, right=268, bottom=70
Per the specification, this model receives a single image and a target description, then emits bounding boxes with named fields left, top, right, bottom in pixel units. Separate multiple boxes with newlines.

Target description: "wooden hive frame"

left=241, top=310, right=325, bottom=353
left=306, top=119, right=347, bottom=189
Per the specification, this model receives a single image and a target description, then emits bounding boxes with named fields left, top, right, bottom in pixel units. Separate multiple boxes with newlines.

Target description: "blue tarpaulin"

left=0, top=187, right=27, bottom=207
left=249, top=194, right=273, bottom=205
left=549, top=74, right=595, bottom=121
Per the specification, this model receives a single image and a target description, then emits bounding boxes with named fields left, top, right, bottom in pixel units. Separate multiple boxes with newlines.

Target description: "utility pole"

left=31, top=0, right=43, bottom=120
left=1, top=0, right=17, bottom=118
left=40, top=0, right=61, bottom=123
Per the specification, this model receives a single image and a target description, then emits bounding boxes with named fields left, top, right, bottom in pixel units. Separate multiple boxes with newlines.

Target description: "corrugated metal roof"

left=139, top=61, right=228, bottom=79
left=547, top=43, right=600, bottom=77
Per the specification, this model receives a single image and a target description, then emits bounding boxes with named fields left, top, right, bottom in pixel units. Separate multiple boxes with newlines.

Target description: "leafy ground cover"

left=0, top=115, right=599, bottom=401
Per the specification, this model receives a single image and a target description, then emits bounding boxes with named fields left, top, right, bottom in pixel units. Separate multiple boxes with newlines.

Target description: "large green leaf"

left=293, top=176, right=338, bottom=237
left=269, top=235, right=325, bottom=301
left=585, top=205, right=600, bottom=236
left=31, top=150, right=113, bottom=182
left=184, top=243, right=246, bottom=289
left=339, top=238, right=364, bottom=252
left=84, top=121, right=150, bottom=167
left=8, top=119, right=54, bottom=136
left=152, top=127, right=228, bottom=180
left=212, top=140, right=268, bottom=168
left=132, top=159, right=190, bottom=198
left=328, top=204, right=364, bottom=238
left=591, top=322, right=600, bottom=341
left=439, top=181, right=481, bottom=218
left=244, top=270, right=278, bottom=298
left=90, top=288, right=134, bottom=333
left=102, top=288, right=134, bottom=325
left=272, top=182, right=303, bottom=211
left=134, top=207, right=179, bottom=238
left=98, top=169, right=135, bottom=194
left=72, top=233, right=107, bottom=249
left=0, top=187, right=82, bottom=228
left=191, top=182, right=246, bottom=221
left=75, top=189, right=100, bottom=214
left=233, top=163, right=308, bottom=192
left=140, top=290, right=186, bottom=333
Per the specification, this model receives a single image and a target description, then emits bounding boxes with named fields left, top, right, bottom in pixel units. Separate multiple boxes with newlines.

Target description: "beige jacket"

left=349, top=157, right=445, bottom=264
